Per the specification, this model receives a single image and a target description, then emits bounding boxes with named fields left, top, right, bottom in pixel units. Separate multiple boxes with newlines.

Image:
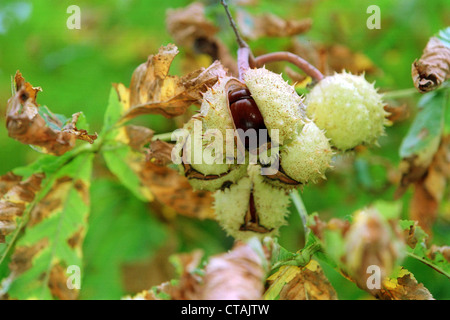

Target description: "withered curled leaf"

left=145, top=140, right=174, bottom=167
left=237, top=10, right=312, bottom=40
left=125, top=44, right=227, bottom=120
left=412, top=33, right=450, bottom=93
left=166, top=2, right=218, bottom=48
left=6, top=71, right=97, bottom=156
left=166, top=2, right=237, bottom=75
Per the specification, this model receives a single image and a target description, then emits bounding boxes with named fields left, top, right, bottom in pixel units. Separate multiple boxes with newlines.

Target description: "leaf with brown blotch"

left=412, top=29, right=450, bottom=93
left=376, top=268, right=434, bottom=300
left=4, top=153, right=93, bottom=300
left=6, top=71, right=97, bottom=156
left=0, top=172, right=45, bottom=243
left=124, top=44, right=227, bottom=121
left=140, top=161, right=215, bottom=220
left=237, top=10, right=312, bottom=40
left=407, top=135, right=450, bottom=235
left=428, top=245, right=450, bottom=263
left=166, top=3, right=238, bottom=76
left=0, top=172, right=23, bottom=197
left=264, top=260, right=338, bottom=300
left=200, top=242, right=266, bottom=300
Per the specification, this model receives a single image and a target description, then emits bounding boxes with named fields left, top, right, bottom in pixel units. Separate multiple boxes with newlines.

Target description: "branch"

left=255, top=51, right=324, bottom=82
left=221, top=0, right=248, bottom=49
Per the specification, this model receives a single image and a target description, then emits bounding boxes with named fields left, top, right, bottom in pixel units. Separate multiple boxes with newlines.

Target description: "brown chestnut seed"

left=228, top=87, right=269, bottom=149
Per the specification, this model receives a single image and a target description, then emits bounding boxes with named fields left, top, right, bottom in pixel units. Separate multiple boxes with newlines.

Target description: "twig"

left=221, top=0, right=255, bottom=79
left=255, top=51, right=324, bottom=82
left=221, top=0, right=248, bottom=49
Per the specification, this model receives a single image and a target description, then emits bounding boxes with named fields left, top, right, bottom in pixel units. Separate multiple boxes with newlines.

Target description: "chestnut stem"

left=237, top=47, right=251, bottom=80
left=290, top=191, right=310, bottom=243
left=255, top=51, right=324, bottom=82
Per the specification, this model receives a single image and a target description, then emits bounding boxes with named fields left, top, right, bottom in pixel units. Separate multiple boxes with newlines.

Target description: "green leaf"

left=6, top=153, right=94, bottom=300
left=0, top=150, right=83, bottom=266
left=81, top=179, right=168, bottom=300
left=100, top=87, right=153, bottom=202
left=102, top=86, right=127, bottom=135
left=399, top=90, right=446, bottom=160
left=399, top=220, right=450, bottom=279
left=102, top=143, right=153, bottom=202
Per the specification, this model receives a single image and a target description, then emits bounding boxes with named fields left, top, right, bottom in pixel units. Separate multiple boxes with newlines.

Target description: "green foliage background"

left=0, top=0, right=449, bottom=299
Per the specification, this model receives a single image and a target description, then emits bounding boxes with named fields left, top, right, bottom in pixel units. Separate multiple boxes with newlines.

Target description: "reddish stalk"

left=221, top=0, right=255, bottom=80
left=237, top=47, right=251, bottom=80
left=255, top=51, right=324, bottom=82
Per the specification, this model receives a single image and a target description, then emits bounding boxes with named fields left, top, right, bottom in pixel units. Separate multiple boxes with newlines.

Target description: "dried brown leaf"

left=140, top=162, right=215, bottom=219
left=145, top=140, right=174, bottom=166
left=290, top=40, right=377, bottom=76
left=237, top=10, right=312, bottom=40
left=407, top=136, right=450, bottom=235
left=0, top=172, right=45, bottom=243
left=166, top=3, right=218, bottom=48
left=125, top=44, right=227, bottom=120
left=6, top=71, right=97, bottom=156
left=412, top=37, right=450, bottom=93
left=384, top=104, right=410, bottom=123
left=125, top=125, right=154, bottom=151
left=166, top=3, right=238, bottom=76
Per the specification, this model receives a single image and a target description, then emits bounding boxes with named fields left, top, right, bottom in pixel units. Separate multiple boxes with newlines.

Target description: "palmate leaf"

left=81, top=179, right=168, bottom=300
left=399, top=90, right=446, bottom=162
left=101, top=86, right=154, bottom=202
left=4, top=153, right=93, bottom=300
left=0, top=150, right=81, bottom=264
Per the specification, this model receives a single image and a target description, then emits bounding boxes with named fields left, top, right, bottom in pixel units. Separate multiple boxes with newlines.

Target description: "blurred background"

left=0, top=0, right=449, bottom=299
